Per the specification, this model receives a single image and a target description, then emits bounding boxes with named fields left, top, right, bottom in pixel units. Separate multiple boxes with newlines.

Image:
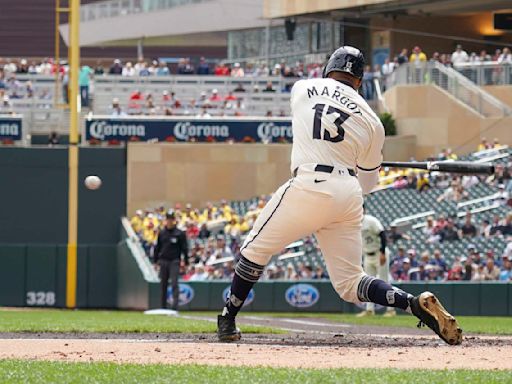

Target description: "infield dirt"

left=1, top=315, right=511, bottom=370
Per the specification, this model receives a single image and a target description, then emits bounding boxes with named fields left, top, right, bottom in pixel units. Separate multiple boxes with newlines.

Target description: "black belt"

left=293, top=164, right=356, bottom=177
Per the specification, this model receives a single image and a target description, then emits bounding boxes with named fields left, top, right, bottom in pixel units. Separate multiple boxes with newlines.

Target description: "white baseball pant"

left=241, top=163, right=366, bottom=303
left=363, top=251, right=392, bottom=312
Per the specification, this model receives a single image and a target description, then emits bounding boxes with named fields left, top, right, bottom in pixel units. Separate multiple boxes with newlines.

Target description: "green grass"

left=0, top=309, right=279, bottom=334
left=0, top=361, right=510, bottom=384
left=250, top=312, right=512, bottom=335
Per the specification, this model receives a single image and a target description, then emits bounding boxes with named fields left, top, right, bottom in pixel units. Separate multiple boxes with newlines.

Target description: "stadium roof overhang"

left=264, top=0, right=512, bottom=19
left=60, top=0, right=268, bottom=47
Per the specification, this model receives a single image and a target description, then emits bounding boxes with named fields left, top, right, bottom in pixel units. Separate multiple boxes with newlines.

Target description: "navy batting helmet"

left=322, top=46, right=365, bottom=80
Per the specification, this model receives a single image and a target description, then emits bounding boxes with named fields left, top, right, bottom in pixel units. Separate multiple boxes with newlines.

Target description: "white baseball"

left=84, top=175, right=102, bottom=190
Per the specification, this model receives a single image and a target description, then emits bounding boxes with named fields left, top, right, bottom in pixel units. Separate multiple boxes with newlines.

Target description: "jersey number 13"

left=312, top=103, right=350, bottom=143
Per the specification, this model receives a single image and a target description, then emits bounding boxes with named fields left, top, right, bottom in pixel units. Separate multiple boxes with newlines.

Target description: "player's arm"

left=379, top=231, right=387, bottom=266
left=180, top=231, right=189, bottom=266
left=357, top=119, right=385, bottom=194
left=153, top=233, right=161, bottom=268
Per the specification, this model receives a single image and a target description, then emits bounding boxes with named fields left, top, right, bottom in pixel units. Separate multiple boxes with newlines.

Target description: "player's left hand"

left=379, top=252, right=386, bottom=266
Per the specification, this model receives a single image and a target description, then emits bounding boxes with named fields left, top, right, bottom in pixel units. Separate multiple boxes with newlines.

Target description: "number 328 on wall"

left=26, top=291, right=56, bottom=306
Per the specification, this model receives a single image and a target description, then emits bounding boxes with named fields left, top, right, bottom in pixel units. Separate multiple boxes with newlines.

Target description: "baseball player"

left=217, top=46, right=462, bottom=345
left=358, top=205, right=396, bottom=317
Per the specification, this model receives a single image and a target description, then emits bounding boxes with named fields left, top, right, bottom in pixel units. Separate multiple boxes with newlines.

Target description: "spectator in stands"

left=94, top=60, right=105, bottom=75
left=231, top=63, right=245, bottom=77
left=482, top=257, right=501, bottom=280
left=397, top=48, right=408, bottom=65
left=263, top=81, right=275, bottom=92
left=214, top=63, right=230, bottom=76
left=480, top=219, right=492, bottom=238
left=426, top=266, right=442, bottom=281
left=409, top=46, right=426, bottom=62
left=177, top=58, right=194, bottom=75
left=451, top=44, right=469, bottom=66
left=406, top=171, right=417, bottom=189
left=233, top=83, right=246, bottom=93
left=209, top=89, right=222, bottom=102
left=500, top=256, right=512, bottom=281
left=284, top=263, right=298, bottom=280
left=48, top=131, right=59, bottom=146
left=410, top=263, right=427, bottom=281
left=439, top=219, right=459, bottom=242
left=110, top=98, right=126, bottom=117
left=381, top=57, right=395, bottom=77
left=497, top=47, right=512, bottom=64
left=407, top=249, right=419, bottom=267
left=461, top=256, right=474, bottom=280
left=122, top=62, right=136, bottom=77
left=314, top=266, right=328, bottom=279
left=416, top=172, right=430, bottom=192
left=437, top=180, right=468, bottom=202
left=109, top=59, right=123, bottom=75
left=196, top=57, right=210, bottom=75
left=79, top=65, right=93, bottom=108
left=396, top=258, right=411, bottom=281
left=431, top=249, right=447, bottom=273
left=361, top=65, right=374, bottom=100
left=447, top=262, right=463, bottom=281
left=156, top=61, right=170, bottom=76
left=130, top=210, right=144, bottom=234
left=459, top=211, right=477, bottom=238
left=387, top=225, right=410, bottom=244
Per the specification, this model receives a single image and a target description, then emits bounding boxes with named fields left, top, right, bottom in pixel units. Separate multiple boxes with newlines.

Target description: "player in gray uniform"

left=216, top=46, right=462, bottom=346
left=358, top=205, right=396, bottom=317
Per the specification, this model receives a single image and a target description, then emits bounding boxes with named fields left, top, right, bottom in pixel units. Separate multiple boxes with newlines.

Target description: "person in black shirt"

left=153, top=211, right=188, bottom=310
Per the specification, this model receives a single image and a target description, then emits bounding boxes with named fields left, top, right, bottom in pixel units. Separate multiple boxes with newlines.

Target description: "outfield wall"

left=0, top=147, right=126, bottom=308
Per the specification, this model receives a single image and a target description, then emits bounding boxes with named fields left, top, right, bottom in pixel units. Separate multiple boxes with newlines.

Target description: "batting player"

left=358, top=205, right=396, bottom=317
left=217, top=46, right=462, bottom=345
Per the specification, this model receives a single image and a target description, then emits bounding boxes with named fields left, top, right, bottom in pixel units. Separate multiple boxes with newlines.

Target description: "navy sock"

left=357, top=275, right=412, bottom=311
left=223, top=256, right=264, bottom=318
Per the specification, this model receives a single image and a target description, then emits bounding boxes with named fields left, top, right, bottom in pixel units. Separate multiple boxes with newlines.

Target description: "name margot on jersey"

left=306, top=85, right=363, bottom=116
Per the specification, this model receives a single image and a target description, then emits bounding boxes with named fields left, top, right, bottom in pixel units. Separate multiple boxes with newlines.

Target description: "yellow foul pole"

left=66, top=0, right=80, bottom=308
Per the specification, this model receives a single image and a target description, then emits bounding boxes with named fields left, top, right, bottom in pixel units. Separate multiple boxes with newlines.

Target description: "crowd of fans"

left=361, top=44, right=512, bottom=99
left=1, top=44, right=511, bottom=115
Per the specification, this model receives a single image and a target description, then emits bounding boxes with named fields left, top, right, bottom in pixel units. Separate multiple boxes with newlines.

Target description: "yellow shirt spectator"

left=130, top=211, right=144, bottom=233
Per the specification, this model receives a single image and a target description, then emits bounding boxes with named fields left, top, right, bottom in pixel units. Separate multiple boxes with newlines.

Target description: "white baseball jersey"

left=239, top=76, right=386, bottom=305
left=362, top=214, right=385, bottom=254
left=290, top=78, right=385, bottom=173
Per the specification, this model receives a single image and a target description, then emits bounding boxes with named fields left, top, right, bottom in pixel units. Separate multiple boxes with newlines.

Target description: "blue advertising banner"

left=85, top=117, right=292, bottom=143
left=0, top=116, right=22, bottom=140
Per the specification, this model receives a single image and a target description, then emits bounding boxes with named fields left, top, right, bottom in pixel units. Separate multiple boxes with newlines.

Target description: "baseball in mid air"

left=84, top=175, right=102, bottom=190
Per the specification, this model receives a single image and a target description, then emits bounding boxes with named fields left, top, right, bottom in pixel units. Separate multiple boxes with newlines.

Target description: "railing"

left=453, top=62, right=512, bottom=86
left=121, top=217, right=159, bottom=282
left=386, top=62, right=512, bottom=117
left=80, top=0, right=213, bottom=22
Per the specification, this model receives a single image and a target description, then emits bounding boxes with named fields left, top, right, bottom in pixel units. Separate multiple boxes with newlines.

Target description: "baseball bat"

left=381, top=161, right=495, bottom=175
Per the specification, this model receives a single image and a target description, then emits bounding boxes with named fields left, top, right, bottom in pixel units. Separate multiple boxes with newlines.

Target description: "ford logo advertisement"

left=285, top=284, right=320, bottom=308
left=85, top=117, right=292, bottom=143
left=167, top=284, right=195, bottom=306
left=222, top=287, right=255, bottom=307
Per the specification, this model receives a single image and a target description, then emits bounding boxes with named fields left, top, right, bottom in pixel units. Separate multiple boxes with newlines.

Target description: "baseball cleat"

left=356, top=310, right=375, bottom=317
left=410, top=291, right=463, bottom=345
left=217, top=315, right=241, bottom=342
